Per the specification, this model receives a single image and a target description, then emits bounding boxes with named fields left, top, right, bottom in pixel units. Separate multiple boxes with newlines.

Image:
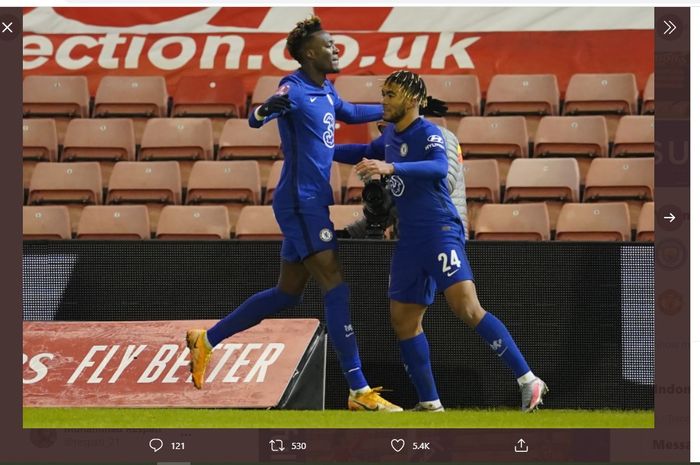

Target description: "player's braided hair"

left=384, top=70, right=428, bottom=108
left=286, top=16, right=323, bottom=64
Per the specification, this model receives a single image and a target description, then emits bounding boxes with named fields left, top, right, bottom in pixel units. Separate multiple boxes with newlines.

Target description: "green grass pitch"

left=24, top=408, right=653, bottom=429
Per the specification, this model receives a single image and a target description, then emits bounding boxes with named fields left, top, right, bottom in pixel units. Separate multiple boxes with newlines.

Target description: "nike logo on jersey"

left=447, top=269, right=459, bottom=277
left=310, top=96, right=318, bottom=102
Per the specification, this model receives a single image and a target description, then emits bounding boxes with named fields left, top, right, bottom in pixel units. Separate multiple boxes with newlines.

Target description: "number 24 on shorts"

left=437, top=249, right=462, bottom=276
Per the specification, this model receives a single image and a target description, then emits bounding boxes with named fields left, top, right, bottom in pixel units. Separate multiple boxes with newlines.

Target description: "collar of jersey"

left=295, top=69, right=329, bottom=90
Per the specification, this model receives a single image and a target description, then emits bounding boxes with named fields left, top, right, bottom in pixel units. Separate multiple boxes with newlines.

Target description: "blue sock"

left=399, top=333, right=439, bottom=402
left=207, top=288, right=300, bottom=347
left=474, top=312, right=530, bottom=377
left=324, top=283, right=368, bottom=391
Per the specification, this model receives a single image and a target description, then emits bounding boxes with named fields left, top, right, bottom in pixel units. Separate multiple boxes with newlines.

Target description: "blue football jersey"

left=367, top=118, right=464, bottom=239
left=250, top=70, right=382, bottom=209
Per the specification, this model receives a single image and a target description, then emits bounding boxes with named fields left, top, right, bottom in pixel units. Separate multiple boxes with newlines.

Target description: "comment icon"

left=149, top=438, right=163, bottom=453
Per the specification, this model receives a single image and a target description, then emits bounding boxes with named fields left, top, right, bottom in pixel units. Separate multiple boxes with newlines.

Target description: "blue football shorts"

left=273, top=205, right=337, bottom=263
left=389, top=229, right=474, bottom=306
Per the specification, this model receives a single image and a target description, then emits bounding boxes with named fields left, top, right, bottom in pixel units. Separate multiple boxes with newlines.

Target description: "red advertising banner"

left=23, top=319, right=321, bottom=408
left=22, top=7, right=654, bottom=97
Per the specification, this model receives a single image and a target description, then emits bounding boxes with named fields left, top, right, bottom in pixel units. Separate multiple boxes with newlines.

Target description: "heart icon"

left=390, top=438, right=405, bottom=452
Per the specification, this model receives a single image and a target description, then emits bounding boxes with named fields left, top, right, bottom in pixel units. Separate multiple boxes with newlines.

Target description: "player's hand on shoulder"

left=259, top=94, right=292, bottom=117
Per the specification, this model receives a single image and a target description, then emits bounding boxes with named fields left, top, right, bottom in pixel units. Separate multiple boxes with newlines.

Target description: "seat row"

left=22, top=72, right=654, bottom=121
left=23, top=114, right=654, bottom=189
left=23, top=201, right=654, bottom=242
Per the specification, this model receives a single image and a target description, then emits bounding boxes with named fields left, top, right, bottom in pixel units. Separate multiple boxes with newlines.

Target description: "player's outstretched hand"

left=420, top=96, right=448, bottom=117
left=258, top=95, right=291, bottom=117
left=355, top=158, right=395, bottom=177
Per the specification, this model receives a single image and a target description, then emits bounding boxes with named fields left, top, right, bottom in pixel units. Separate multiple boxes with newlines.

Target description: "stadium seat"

left=422, top=74, right=481, bottom=116
left=139, top=118, right=214, bottom=186
left=555, top=202, right=631, bottom=241
left=533, top=115, right=608, bottom=181
left=235, top=206, right=282, bottom=239
left=218, top=118, right=281, bottom=187
left=329, top=204, right=364, bottom=231
left=583, top=157, right=654, bottom=229
left=457, top=116, right=528, bottom=184
left=156, top=205, right=230, bottom=240
left=186, top=160, right=261, bottom=233
left=172, top=75, right=246, bottom=118
left=333, top=75, right=386, bottom=143
left=611, top=115, right=654, bottom=157
left=62, top=118, right=136, bottom=188
left=28, top=162, right=102, bottom=232
left=94, top=76, right=168, bottom=145
left=251, top=75, right=286, bottom=107
left=636, top=202, right=654, bottom=242
left=474, top=203, right=550, bottom=241
left=344, top=167, right=365, bottom=204
left=23, top=205, right=72, bottom=240
left=504, top=158, right=580, bottom=228
left=463, top=159, right=500, bottom=235
left=23, top=75, right=89, bottom=118
left=564, top=73, right=639, bottom=141
left=485, top=74, right=559, bottom=139
left=94, top=76, right=168, bottom=118
left=107, top=161, right=181, bottom=233
left=76, top=205, right=151, bottom=240
left=643, top=73, right=654, bottom=115
left=264, top=160, right=284, bottom=205
left=23, top=119, right=58, bottom=190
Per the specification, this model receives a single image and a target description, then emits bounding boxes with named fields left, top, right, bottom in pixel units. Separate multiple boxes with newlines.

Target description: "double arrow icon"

left=663, top=20, right=677, bottom=35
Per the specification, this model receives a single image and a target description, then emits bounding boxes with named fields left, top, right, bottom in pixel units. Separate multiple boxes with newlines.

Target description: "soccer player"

left=185, top=16, right=402, bottom=412
left=334, top=70, right=548, bottom=412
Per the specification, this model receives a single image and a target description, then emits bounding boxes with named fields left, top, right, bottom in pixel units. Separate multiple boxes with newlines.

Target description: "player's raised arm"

left=248, top=88, right=293, bottom=128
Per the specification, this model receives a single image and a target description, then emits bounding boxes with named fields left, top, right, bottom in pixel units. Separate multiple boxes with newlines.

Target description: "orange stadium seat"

left=107, top=161, right=181, bottom=233
left=485, top=74, right=559, bottom=139
left=564, top=73, right=639, bottom=141
left=94, top=76, right=168, bottom=145
left=156, top=205, right=230, bottom=240
left=504, top=158, right=579, bottom=228
left=218, top=118, right=281, bottom=187
left=556, top=202, right=631, bottom=241
left=533, top=116, right=608, bottom=181
left=23, top=75, right=89, bottom=118
left=94, top=76, right=168, bottom=118
left=333, top=75, right=386, bottom=144
left=172, top=75, right=246, bottom=118
left=636, top=202, right=654, bottom=242
left=329, top=204, right=364, bottom=231
left=457, top=116, right=528, bottom=184
left=564, top=73, right=639, bottom=116
left=643, top=73, right=654, bottom=115
left=186, top=160, right=261, bottom=233
left=28, top=162, right=102, bottom=232
left=251, top=76, right=286, bottom=107
left=264, top=160, right=284, bottom=205
left=23, top=119, right=58, bottom=190
left=235, top=206, right=283, bottom=239
left=23, top=205, right=72, bottom=240
left=76, top=205, right=151, bottom=240
left=583, top=157, right=654, bottom=229
left=62, top=118, right=136, bottom=188
left=422, top=74, right=481, bottom=116
left=611, top=115, right=654, bottom=157
left=463, top=159, right=500, bottom=235
left=140, top=118, right=214, bottom=186
left=474, top=203, right=550, bottom=241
